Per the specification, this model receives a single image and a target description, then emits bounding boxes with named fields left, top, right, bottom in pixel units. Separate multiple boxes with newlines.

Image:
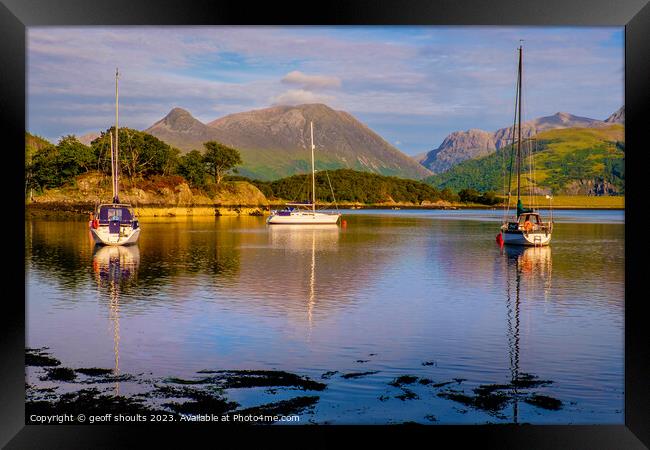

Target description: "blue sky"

left=27, top=26, right=623, bottom=155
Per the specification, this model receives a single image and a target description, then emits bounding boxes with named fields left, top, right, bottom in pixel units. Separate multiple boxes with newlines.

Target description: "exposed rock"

left=31, top=172, right=270, bottom=211
left=561, top=178, right=620, bottom=196
left=212, top=181, right=269, bottom=206
left=420, top=110, right=620, bottom=174
left=604, top=106, right=624, bottom=124
left=175, top=183, right=193, bottom=205
left=420, top=129, right=495, bottom=174
left=492, top=112, right=606, bottom=150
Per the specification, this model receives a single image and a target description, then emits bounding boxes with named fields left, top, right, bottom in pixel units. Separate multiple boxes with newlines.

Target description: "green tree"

left=480, top=191, right=500, bottom=205
left=57, top=135, right=95, bottom=178
left=202, top=141, right=242, bottom=184
left=30, top=144, right=61, bottom=189
left=177, top=150, right=207, bottom=188
left=440, top=187, right=459, bottom=202
left=91, top=128, right=180, bottom=182
left=458, top=188, right=480, bottom=203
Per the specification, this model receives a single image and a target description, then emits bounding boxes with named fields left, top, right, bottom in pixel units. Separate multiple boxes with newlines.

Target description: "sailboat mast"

left=311, top=121, right=315, bottom=213
left=113, top=67, right=120, bottom=203
left=109, top=131, right=115, bottom=201
left=516, top=45, right=523, bottom=202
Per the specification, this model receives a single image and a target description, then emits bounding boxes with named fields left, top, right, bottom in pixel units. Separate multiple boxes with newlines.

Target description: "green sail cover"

left=517, top=199, right=533, bottom=217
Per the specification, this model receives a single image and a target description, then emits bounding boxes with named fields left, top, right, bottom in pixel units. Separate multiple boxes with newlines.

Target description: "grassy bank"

left=514, top=195, right=624, bottom=209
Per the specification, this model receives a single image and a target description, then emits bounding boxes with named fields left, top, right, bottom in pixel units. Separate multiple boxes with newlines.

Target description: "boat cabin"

left=93, top=204, right=138, bottom=233
left=518, top=212, right=544, bottom=226
left=505, top=212, right=550, bottom=233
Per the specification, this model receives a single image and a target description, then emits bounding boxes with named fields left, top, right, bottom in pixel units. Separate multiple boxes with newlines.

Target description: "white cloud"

left=281, top=71, right=341, bottom=90
left=271, top=89, right=335, bottom=106
left=26, top=26, right=623, bottom=153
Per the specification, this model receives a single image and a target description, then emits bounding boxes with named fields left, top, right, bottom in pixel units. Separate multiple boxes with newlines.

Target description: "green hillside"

left=231, top=169, right=458, bottom=205
left=425, top=125, right=624, bottom=195
left=26, top=132, right=53, bottom=152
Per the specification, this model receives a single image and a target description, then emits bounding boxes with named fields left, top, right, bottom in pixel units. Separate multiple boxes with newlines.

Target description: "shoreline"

left=25, top=201, right=624, bottom=219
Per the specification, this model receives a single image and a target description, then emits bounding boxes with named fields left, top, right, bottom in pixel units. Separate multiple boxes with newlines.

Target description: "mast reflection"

left=502, top=245, right=552, bottom=423
left=268, top=225, right=340, bottom=333
left=92, top=245, right=140, bottom=395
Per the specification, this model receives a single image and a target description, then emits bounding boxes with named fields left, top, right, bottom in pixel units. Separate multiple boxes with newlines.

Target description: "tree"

left=458, top=188, right=480, bottom=203
left=57, top=135, right=95, bottom=177
left=177, top=150, right=207, bottom=187
left=30, top=144, right=61, bottom=189
left=440, top=187, right=459, bottom=202
left=202, top=141, right=242, bottom=185
left=91, top=128, right=180, bottom=183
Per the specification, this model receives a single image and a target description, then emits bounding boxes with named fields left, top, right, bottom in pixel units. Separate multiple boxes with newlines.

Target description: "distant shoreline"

left=25, top=199, right=624, bottom=219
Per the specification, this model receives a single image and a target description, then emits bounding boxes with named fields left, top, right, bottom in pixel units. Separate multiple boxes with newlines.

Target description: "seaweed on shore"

left=524, top=394, right=563, bottom=410
left=166, top=370, right=326, bottom=391
left=26, top=348, right=61, bottom=367
left=41, top=367, right=76, bottom=382
left=389, top=375, right=418, bottom=387
left=234, top=396, right=320, bottom=422
left=341, top=371, right=379, bottom=379
left=437, top=390, right=510, bottom=413
left=473, top=384, right=512, bottom=396
left=81, top=373, right=134, bottom=384
left=163, top=389, right=238, bottom=415
left=164, top=376, right=208, bottom=385
left=510, top=373, right=553, bottom=389
left=435, top=375, right=562, bottom=415
left=76, top=368, right=114, bottom=376
left=26, top=348, right=328, bottom=420
left=26, top=388, right=159, bottom=418
left=321, top=371, right=339, bottom=379
left=395, top=388, right=419, bottom=401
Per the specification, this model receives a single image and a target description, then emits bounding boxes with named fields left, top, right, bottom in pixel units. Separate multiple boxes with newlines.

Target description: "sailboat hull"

left=267, top=212, right=341, bottom=225
left=90, top=226, right=140, bottom=246
left=502, top=230, right=551, bottom=246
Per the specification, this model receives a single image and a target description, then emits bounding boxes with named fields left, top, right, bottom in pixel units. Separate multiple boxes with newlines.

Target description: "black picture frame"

left=2, top=0, right=648, bottom=447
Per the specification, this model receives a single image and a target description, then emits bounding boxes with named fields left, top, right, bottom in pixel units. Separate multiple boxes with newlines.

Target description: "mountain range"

left=75, top=103, right=624, bottom=184
left=144, top=104, right=432, bottom=180
left=417, top=107, right=624, bottom=174
left=425, top=123, right=625, bottom=195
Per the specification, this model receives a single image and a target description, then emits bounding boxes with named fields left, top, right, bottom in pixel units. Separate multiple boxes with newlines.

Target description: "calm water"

left=26, top=209, right=624, bottom=424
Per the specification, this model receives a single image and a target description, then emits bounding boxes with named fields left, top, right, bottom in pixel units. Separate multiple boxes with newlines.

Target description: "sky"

left=27, top=26, right=624, bottom=156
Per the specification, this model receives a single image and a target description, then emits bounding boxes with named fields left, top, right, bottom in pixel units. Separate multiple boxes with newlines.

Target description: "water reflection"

left=25, top=214, right=624, bottom=424
left=92, top=245, right=140, bottom=394
left=267, top=225, right=340, bottom=331
left=502, top=246, right=552, bottom=423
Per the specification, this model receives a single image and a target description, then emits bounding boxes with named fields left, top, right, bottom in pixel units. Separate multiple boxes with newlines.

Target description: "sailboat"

left=90, top=68, right=141, bottom=246
left=498, top=45, right=553, bottom=246
left=267, top=121, right=341, bottom=225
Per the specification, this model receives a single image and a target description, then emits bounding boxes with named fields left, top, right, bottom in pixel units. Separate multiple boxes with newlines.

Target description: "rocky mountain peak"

left=605, top=106, right=624, bottom=124
left=161, top=107, right=201, bottom=125
left=146, top=103, right=432, bottom=180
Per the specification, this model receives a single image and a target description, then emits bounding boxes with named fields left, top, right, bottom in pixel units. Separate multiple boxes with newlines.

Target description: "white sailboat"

left=89, top=68, right=141, bottom=246
left=267, top=121, right=341, bottom=225
left=498, top=44, right=553, bottom=247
